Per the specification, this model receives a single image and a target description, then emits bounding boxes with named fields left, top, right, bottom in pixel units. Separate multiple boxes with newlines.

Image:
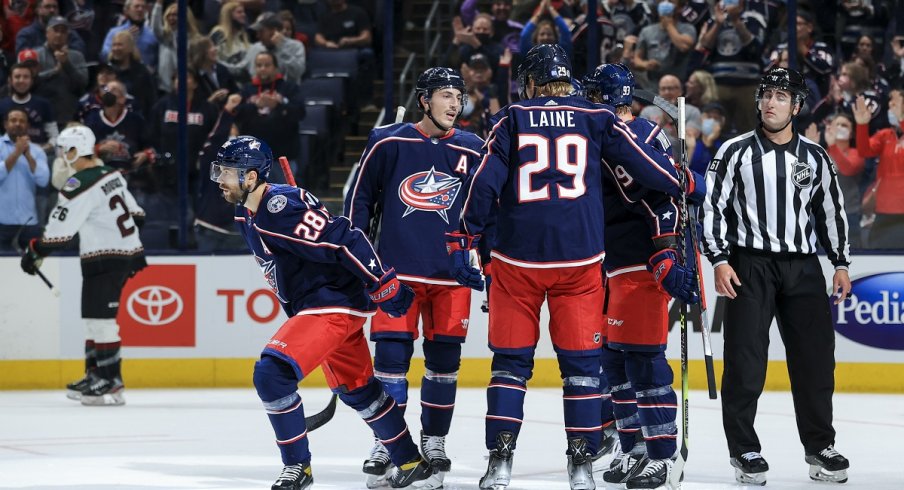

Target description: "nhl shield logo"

left=791, top=159, right=812, bottom=189
left=593, top=332, right=601, bottom=344
left=398, top=166, right=462, bottom=223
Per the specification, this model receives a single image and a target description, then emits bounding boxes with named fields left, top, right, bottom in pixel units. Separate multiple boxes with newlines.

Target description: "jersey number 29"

left=517, top=134, right=587, bottom=202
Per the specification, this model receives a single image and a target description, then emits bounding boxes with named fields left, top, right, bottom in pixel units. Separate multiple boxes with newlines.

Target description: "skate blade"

left=478, top=476, right=510, bottom=490
left=365, top=468, right=392, bottom=489
left=66, top=389, right=82, bottom=400
left=80, top=391, right=125, bottom=406
left=406, top=471, right=444, bottom=489
left=734, top=468, right=766, bottom=486
left=809, top=465, right=848, bottom=483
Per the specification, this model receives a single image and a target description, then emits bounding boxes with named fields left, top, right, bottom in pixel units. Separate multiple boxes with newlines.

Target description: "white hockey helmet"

left=57, top=125, right=96, bottom=166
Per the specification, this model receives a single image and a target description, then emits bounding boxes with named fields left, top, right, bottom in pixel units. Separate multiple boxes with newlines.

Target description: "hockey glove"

left=445, top=232, right=485, bottom=291
left=683, top=169, right=706, bottom=205
left=649, top=248, right=700, bottom=305
left=368, top=268, right=414, bottom=318
left=20, top=238, right=44, bottom=276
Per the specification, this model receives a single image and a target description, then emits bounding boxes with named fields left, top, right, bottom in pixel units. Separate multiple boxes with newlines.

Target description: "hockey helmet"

left=56, top=125, right=96, bottom=166
left=416, top=67, right=467, bottom=104
left=517, top=43, right=572, bottom=99
left=583, top=63, right=634, bottom=106
left=756, top=67, right=809, bottom=109
left=211, top=135, right=273, bottom=185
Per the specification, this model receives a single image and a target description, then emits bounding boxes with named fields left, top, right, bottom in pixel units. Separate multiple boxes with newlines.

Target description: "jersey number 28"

left=517, top=134, right=587, bottom=202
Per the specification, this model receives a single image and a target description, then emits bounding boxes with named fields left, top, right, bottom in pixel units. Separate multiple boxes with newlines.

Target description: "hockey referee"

left=702, top=67, right=852, bottom=486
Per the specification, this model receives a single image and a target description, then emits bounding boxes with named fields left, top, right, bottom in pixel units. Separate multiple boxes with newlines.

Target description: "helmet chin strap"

left=424, top=98, right=456, bottom=133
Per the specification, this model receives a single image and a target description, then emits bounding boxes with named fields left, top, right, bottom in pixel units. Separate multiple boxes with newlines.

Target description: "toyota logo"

left=127, top=286, right=184, bottom=326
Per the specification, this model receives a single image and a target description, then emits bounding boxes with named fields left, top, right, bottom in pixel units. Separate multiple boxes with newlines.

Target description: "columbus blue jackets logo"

left=255, top=255, right=287, bottom=303
left=398, top=167, right=462, bottom=223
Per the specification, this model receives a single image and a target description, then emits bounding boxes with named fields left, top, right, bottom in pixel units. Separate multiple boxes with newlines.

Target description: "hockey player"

left=211, top=135, right=437, bottom=490
left=344, top=67, right=485, bottom=488
left=20, top=125, right=146, bottom=407
left=448, top=44, right=700, bottom=490
left=584, top=63, right=701, bottom=489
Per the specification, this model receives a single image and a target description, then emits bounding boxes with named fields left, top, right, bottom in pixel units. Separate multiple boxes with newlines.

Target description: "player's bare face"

left=429, top=88, right=463, bottom=127
left=213, top=166, right=244, bottom=204
left=759, top=88, right=793, bottom=131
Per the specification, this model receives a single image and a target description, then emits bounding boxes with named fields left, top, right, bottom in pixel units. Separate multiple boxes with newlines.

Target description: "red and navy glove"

left=368, top=268, right=414, bottom=317
left=20, top=238, right=44, bottom=276
left=678, top=167, right=706, bottom=205
left=649, top=248, right=700, bottom=304
left=445, top=232, right=485, bottom=291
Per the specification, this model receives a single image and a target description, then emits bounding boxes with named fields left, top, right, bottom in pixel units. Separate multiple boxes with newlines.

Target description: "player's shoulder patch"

left=62, top=176, right=81, bottom=192
left=266, top=194, right=288, bottom=214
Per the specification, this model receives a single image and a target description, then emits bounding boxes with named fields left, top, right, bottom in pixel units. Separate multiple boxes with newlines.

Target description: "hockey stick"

left=670, top=97, right=691, bottom=489
left=633, top=90, right=718, bottom=398
left=305, top=392, right=339, bottom=431
left=278, top=156, right=296, bottom=187
left=36, top=268, right=61, bottom=297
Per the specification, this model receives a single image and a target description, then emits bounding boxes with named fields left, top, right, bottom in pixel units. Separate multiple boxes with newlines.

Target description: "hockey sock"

left=85, top=340, right=97, bottom=372
left=602, top=346, right=640, bottom=451
left=486, top=352, right=533, bottom=450
left=559, top=353, right=603, bottom=453
left=340, top=379, right=419, bottom=466
left=374, top=340, right=413, bottom=413
left=253, top=355, right=310, bottom=465
left=94, top=342, right=121, bottom=380
left=626, top=351, right=677, bottom=459
left=420, top=340, right=461, bottom=436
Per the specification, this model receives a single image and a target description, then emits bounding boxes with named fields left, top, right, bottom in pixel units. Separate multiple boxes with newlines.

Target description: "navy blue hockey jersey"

left=602, top=117, right=680, bottom=273
left=462, top=96, right=685, bottom=268
left=344, top=123, right=484, bottom=284
left=236, top=184, right=389, bottom=317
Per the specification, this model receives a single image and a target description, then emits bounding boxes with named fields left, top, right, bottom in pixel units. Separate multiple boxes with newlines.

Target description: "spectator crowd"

left=1, top=0, right=903, bottom=252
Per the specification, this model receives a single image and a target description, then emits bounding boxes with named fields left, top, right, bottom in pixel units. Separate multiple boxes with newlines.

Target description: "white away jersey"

left=44, top=165, right=145, bottom=259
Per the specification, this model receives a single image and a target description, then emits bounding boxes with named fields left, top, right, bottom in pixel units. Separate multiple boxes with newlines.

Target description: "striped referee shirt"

left=703, top=128, right=850, bottom=269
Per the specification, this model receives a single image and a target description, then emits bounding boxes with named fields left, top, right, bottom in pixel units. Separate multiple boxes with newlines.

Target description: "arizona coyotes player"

left=21, top=125, right=146, bottom=407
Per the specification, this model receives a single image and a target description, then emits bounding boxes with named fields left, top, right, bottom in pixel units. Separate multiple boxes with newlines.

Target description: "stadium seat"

left=305, top=48, right=359, bottom=80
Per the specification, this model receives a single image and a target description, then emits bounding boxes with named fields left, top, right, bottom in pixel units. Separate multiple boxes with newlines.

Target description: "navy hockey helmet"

left=583, top=63, right=634, bottom=106
left=756, top=67, right=809, bottom=109
left=211, top=135, right=273, bottom=185
left=416, top=67, right=467, bottom=105
left=517, top=43, right=572, bottom=99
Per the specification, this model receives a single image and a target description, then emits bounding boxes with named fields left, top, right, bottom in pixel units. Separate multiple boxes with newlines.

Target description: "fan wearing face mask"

left=823, top=113, right=865, bottom=248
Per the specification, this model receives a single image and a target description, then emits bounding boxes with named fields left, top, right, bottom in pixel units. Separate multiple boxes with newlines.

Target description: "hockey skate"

left=388, top=455, right=439, bottom=489
left=363, top=438, right=393, bottom=488
left=271, top=462, right=313, bottom=490
left=805, top=445, right=849, bottom=483
left=729, top=452, right=769, bottom=486
left=566, top=437, right=595, bottom=490
left=479, top=431, right=516, bottom=490
left=603, top=443, right=647, bottom=485
left=80, top=377, right=125, bottom=406
left=66, top=372, right=96, bottom=401
left=420, top=431, right=452, bottom=471
left=625, top=458, right=673, bottom=489
left=591, top=425, right=620, bottom=474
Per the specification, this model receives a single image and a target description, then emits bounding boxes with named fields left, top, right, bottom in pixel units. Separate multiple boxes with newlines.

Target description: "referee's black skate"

left=805, top=445, right=849, bottom=483
left=271, top=462, right=313, bottom=490
left=730, top=451, right=768, bottom=486
left=479, top=431, right=516, bottom=489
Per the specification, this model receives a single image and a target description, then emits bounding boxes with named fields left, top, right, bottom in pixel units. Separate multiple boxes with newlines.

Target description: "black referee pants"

left=721, top=247, right=836, bottom=458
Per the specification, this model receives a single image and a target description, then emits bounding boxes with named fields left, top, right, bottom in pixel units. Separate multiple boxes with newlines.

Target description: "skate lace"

left=423, top=435, right=447, bottom=459
left=636, top=459, right=666, bottom=477
left=819, top=446, right=841, bottom=459
left=276, top=464, right=304, bottom=483
left=369, top=441, right=391, bottom=464
left=740, top=451, right=764, bottom=462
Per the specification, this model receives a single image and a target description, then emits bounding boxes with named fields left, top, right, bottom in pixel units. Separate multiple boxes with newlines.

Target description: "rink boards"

left=1, top=254, right=902, bottom=392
